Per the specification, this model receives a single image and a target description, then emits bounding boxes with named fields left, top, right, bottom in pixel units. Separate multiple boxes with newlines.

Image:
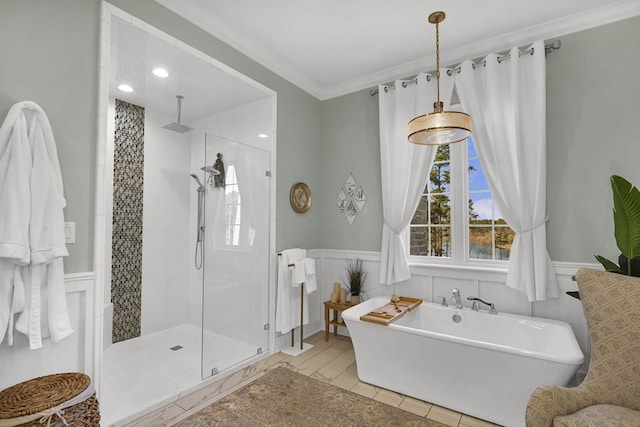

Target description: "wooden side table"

left=324, top=300, right=357, bottom=341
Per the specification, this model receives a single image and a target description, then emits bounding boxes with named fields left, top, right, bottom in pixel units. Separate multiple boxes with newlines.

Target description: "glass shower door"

left=201, top=133, right=270, bottom=379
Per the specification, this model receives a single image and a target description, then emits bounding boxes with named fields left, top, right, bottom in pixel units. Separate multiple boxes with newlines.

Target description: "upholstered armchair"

left=525, top=268, right=640, bottom=426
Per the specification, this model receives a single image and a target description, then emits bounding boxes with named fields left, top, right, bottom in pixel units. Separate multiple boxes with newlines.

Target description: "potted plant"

left=344, top=258, right=367, bottom=304
left=569, top=175, right=640, bottom=299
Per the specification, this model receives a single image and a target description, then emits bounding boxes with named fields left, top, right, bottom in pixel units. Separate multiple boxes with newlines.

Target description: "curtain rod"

left=370, top=40, right=561, bottom=96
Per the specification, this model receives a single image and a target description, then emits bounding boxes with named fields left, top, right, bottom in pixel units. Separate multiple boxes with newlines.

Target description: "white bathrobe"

left=0, top=101, right=72, bottom=349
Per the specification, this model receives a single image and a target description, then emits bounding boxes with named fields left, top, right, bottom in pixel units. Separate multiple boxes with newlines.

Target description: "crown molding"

left=324, top=0, right=640, bottom=99
left=155, top=0, right=640, bottom=100
left=154, top=0, right=325, bottom=99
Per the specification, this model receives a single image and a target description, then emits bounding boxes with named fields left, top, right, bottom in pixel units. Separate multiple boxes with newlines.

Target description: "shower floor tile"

left=101, top=323, right=258, bottom=426
left=123, top=332, right=499, bottom=427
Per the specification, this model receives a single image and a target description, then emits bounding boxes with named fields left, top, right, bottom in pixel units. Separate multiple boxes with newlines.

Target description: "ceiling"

left=154, top=0, right=640, bottom=100
left=109, top=14, right=273, bottom=123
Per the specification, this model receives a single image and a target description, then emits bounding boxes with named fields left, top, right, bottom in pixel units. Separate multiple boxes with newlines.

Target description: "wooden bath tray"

left=360, top=296, right=423, bottom=325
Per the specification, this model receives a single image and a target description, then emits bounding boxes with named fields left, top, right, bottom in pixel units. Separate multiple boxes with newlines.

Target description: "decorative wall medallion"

left=336, top=188, right=348, bottom=213
left=345, top=200, right=358, bottom=225
left=290, top=182, right=311, bottom=213
left=353, top=184, right=367, bottom=211
left=336, top=173, right=367, bottom=225
left=345, top=174, right=357, bottom=198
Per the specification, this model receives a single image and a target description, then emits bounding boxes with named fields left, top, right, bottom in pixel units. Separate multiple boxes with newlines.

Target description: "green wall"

left=545, top=15, right=640, bottom=262
left=1, top=2, right=638, bottom=271
left=0, top=0, right=323, bottom=272
left=319, top=15, right=640, bottom=263
left=318, top=90, right=382, bottom=250
left=0, top=0, right=100, bottom=273
left=106, top=0, right=324, bottom=253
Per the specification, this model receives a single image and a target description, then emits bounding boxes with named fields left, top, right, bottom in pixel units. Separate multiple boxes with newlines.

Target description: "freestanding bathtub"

left=342, top=297, right=584, bottom=427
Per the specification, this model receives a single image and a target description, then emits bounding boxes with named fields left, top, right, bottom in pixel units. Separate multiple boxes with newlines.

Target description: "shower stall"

left=191, top=132, right=271, bottom=378
left=99, top=11, right=276, bottom=425
left=101, top=98, right=273, bottom=425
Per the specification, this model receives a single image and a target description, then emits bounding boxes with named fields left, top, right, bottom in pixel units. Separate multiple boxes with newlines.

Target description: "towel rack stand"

left=294, top=283, right=304, bottom=350
left=278, top=252, right=305, bottom=351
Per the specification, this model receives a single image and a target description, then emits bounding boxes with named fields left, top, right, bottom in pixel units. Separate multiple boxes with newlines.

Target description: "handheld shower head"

left=190, top=173, right=204, bottom=189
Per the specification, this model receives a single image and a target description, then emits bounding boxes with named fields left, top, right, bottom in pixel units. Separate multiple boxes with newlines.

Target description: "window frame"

left=221, top=164, right=257, bottom=252
left=406, top=110, right=511, bottom=270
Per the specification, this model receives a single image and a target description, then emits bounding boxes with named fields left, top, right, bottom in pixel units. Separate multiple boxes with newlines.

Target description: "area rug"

left=174, top=367, right=446, bottom=426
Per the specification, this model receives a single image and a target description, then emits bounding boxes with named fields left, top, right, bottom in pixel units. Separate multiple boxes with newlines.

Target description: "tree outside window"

left=411, top=145, right=451, bottom=257
left=409, top=138, right=515, bottom=261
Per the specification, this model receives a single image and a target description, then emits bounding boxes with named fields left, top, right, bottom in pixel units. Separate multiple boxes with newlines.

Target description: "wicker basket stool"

left=0, top=373, right=100, bottom=426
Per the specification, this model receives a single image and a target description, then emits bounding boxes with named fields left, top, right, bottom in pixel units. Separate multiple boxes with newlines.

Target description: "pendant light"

left=408, top=11, right=471, bottom=146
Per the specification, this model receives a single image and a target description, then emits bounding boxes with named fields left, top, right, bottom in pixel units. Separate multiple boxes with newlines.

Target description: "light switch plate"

left=64, top=222, right=76, bottom=244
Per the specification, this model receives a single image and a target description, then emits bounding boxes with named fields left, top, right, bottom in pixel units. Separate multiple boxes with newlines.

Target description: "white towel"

left=293, top=258, right=316, bottom=294
left=292, top=260, right=305, bottom=286
left=304, top=258, right=317, bottom=294
left=275, top=248, right=308, bottom=333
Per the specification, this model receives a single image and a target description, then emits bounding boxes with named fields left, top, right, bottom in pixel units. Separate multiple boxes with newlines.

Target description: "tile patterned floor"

left=123, top=332, right=498, bottom=427
left=102, top=324, right=258, bottom=426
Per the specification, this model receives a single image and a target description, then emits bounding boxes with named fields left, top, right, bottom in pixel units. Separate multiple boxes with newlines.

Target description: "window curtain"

left=455, top=40, right=559, bottom=301
left=378, top=72, right=454, bottom=285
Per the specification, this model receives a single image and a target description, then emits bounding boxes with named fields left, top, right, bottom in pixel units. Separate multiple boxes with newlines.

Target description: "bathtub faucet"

left=452, top=288, right=463, bottom=309
left=467, top=297, right=498, bottom=314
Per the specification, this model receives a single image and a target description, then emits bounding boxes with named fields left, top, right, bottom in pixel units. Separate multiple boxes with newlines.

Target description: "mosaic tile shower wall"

left=111, top=99, right=145, bottom=343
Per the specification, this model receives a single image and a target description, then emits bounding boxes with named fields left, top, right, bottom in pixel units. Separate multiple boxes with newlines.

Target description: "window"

left=467, top=141, right=515, bottom=260
left=224, top=165, right=241, bottom=246
left=223, top=165, right=257, bottom=249
left=410, top=145, right=451, bottom=257
left=409, top=136, right=515, bottom=263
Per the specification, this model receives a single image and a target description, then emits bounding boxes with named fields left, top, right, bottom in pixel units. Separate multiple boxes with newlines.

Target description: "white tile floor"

left=122, top=332, right=499, bottom=427
left=101, top=324, right=259, bottom=426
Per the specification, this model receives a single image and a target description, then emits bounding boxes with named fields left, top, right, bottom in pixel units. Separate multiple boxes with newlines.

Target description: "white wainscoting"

left=278, top=249, right=595, bottom=374
left=0, top=272, right=95, bottom=391
left=2, top=254, right=594, bottom=391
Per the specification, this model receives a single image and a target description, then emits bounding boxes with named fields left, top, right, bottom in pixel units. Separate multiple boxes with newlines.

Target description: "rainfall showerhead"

left=201, top=165, right=221, bottom=176
left=163, top=95, right=193, bottom=133
left=164, top=122, right=192, bottom=133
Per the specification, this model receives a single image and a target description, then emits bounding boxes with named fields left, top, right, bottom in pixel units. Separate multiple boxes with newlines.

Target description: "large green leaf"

left=594, top=255, right=625, bottom=274
left=611, top=175, right=640, bottom=264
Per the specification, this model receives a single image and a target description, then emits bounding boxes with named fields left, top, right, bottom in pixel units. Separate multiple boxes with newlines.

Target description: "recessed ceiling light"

left=152, top=68, right=169, bottom=78
left=118, top=84, right=133, bottom=93
left=258, top=133, right=268, bottom=138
